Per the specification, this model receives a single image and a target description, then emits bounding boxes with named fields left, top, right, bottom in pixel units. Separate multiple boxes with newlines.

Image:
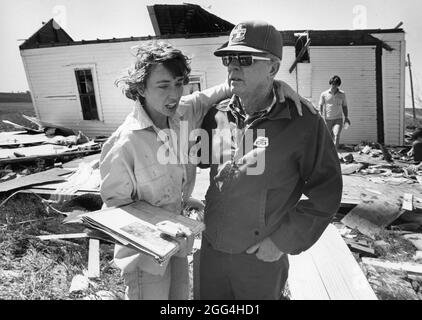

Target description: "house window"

left=75, top=69, right=99, bottom=120
left=183, top=75, right=203, bottom=95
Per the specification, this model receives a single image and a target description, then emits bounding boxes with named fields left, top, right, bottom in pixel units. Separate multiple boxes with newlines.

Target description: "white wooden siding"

left=309, top=46, right=377, bottom=144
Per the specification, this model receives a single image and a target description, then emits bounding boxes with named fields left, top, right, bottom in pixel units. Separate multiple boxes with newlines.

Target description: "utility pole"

left=408, top=53, right=416, bottom=120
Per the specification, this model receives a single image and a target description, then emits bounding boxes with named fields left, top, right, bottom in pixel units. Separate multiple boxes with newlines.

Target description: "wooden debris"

left=0, top=133, right=49, bottom=147
left=344, top=238, right=376, bottom=257
left=1, top=120, right=43, bottom=134
left=400, top=211, right=422, bottom=225
left=37, top=233, right=88, bottom=241
left=363, top=263, right=420, bottom=300
left=69, top=274, right=90, bottom=293
left=341, top=175, right=422, bottom=206
left=87, top=239, right=100, bottom=279
left=288, top=224, right=377, bottom=300
left=403, top=233, right=422, bottom=251
left=341, top=163, right=364, bottom=175
left=341, top=198, right=402, bottom=238
left=0, top=148, right=100, bottom=165
left=193, top=249, right=201, bottom=300
left=362, top=257, right=422, bottom=275
left=0, top=168, right=71, bottom=193
left=402, top=193, right=414, bottom=211
left=414, top=251, right=422, bottom=262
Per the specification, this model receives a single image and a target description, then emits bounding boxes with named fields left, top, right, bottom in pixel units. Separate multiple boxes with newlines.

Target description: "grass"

left=0, top=92, right=31, bottom=103
left=0, top=193, right=125, bottom=300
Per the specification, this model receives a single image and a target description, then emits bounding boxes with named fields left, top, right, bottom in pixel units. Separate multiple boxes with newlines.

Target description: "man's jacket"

left=199, top=88, right=343, bottom=255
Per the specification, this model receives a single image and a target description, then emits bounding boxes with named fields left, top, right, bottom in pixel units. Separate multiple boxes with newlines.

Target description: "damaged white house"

left=19, top=3, right=406, bottom=145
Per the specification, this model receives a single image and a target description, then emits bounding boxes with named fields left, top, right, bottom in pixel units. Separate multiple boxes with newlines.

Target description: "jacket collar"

left=218, top=83, right=292, bottom=121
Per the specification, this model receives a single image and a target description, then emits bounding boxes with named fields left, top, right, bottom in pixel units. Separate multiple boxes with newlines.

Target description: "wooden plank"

left=288, top=224, right=377, bottom=300
left=402, top=193, right=414, bottom=211
left=0, top=149, right=100, bottom=165
left=0, top=141, right=98, bottom=159
left=288, top=250, right=330, bottom=300
left=37, top=233, right=88, bottom=241
left=1, top=120, right=43, bottom=134
left=341, top=196, right=402, bottom=238
left=341, top=175, right=422, bottom=207
left=0, top=168, right=71, bottom=193
left=0, top=133, right=48, bottom=147
left=87, top=239, right=100, bottom=278
left=61, top=153, right=101, bottom=169
left=362, top=257, right=422, bottom=275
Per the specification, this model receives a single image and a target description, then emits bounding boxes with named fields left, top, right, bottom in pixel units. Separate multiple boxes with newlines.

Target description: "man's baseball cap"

left=214, top=20, right=283, bottom=59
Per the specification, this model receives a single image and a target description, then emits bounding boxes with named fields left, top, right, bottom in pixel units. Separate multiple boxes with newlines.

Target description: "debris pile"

left=1, top=113, right=422, bottom=299
left=334, top=130, right=422, bottom=300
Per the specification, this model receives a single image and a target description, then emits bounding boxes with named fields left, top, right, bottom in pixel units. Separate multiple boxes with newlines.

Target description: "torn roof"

left=147, top=3, right=234, bottom=35
left=19, top=5, right=403, bottom=51
left=19, top=19, right=74, bottom=50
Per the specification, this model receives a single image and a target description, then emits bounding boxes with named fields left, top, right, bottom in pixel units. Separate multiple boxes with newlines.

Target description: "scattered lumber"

left=0, top=167, right=71, bottom=193
left=343, top=238, right=376, bottom=257
left=288, top=224, right=377, bottom=300
left=362, top=257, right=422, bottom=275
left=87, top=239, right=100, bottom=279
left=37, top=233, right=88, bottom=241
left=0, top=133, right=49, bottom=147
left=341, top=197, right=403, bottom=238
left=0, top=148, right=100, bottom=165
left=1, top=120, right=43, bottom=134
left=403, top=233, right=422, bottom=251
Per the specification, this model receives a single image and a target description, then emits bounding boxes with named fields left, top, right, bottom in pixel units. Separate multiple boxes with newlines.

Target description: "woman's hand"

left=275, top=80, right=318, bottom=116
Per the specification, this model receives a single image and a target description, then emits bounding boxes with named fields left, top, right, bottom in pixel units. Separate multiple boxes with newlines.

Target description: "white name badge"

left=254, top=136, right=269, bottom=148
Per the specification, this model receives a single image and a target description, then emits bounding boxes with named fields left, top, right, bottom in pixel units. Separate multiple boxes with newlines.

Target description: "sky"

left=1, top=0, right=422, bottom=107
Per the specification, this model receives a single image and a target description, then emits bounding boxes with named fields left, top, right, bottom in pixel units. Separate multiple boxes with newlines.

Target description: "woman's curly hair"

left=115, top=41, right=191, bottom=102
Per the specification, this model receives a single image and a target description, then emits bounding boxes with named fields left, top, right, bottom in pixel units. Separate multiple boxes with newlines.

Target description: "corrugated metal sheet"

left=309, top=46, right=377, bottom=144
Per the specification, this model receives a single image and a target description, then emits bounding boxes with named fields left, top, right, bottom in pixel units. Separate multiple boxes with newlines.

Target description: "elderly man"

left=198, top=20, right=343, bottom=300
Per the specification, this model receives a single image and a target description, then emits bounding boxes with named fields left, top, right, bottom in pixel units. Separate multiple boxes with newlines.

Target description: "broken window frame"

left=73, top=64, right=103, bottom=121
left=183, top=72, right=206, bottom=96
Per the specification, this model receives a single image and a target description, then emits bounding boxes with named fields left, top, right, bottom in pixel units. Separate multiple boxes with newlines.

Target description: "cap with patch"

left=214, top=20, right=283, bottom=59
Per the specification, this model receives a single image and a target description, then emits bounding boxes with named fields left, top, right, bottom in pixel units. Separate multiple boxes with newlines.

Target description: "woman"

left=100, top=41, right=314, bottom=300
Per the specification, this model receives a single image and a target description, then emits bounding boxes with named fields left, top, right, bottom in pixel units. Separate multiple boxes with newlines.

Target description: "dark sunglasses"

left=221, top=55, right=271, bottom=67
